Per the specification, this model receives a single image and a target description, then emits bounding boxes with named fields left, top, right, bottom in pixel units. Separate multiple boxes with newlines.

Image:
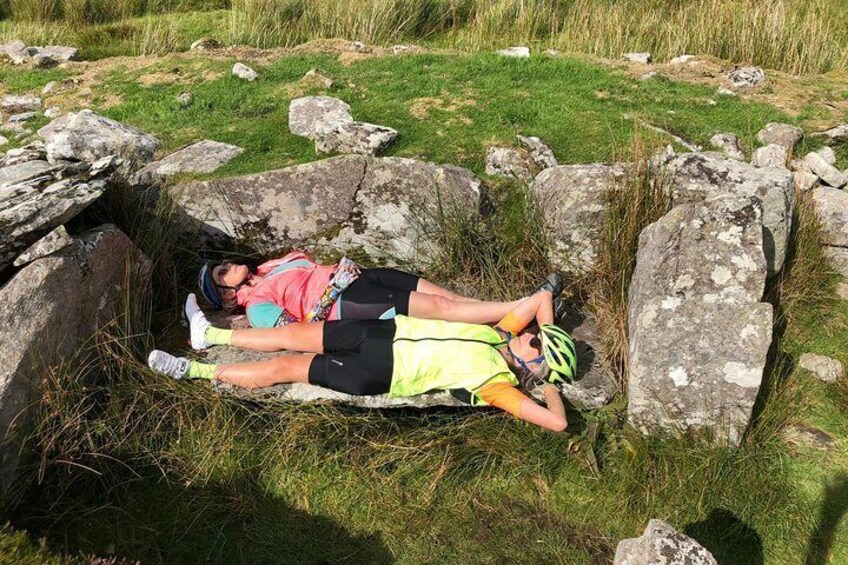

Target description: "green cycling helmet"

left=538, top=324, right=578, bottom=385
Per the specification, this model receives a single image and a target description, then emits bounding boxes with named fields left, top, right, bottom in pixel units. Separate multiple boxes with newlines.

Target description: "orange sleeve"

left=478, top=381, right=528, bottom=418
left=496, top=311, right=525, bottom=335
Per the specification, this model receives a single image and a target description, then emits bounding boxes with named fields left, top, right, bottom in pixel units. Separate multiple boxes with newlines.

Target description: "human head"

left=505, top=328, right=552, bottom=388
left=198, top=260, right=250, bottom=311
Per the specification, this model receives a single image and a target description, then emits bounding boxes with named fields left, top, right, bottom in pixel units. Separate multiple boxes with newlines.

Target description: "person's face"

left=213, top=260, right=249, bottom=288
left=510, top=331, right=544, bottom=372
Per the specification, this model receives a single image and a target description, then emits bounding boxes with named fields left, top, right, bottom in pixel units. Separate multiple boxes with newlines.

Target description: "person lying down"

left=148, top=290, right=577, bottom=433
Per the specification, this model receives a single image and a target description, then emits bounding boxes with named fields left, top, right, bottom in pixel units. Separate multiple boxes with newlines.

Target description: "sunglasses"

left=213, top=260, right=239, bottom=289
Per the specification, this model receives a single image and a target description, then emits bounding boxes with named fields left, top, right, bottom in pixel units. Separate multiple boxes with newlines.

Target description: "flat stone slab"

left=132, top=140, right=244, bottom=185
left=805, top=152, right=846, bottom=188
left=13, top=225, right=73, bottom=267
left=812, top=187, right=848, bottom=247
left=0, top=160, right=58, bottom=187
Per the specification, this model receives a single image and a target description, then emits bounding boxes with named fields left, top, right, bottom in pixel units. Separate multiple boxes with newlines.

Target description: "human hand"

left=333, top=256, right=360, bottom=291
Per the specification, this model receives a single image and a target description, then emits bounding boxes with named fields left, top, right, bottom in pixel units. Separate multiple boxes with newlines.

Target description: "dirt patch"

left=608, top=54, right=848, bottom=129
left=138, top=71, right=182, bottom=86
left=409, top=92, right=477, bottom=120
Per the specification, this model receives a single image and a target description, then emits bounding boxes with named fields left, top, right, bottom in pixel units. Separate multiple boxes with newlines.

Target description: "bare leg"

left=230, top=322, right=324, bottom=353
left=215, top=353, right=315, bottom=388
left=408, top=293, right=527, bottom=324
left=416, top=278, right=480, bottom=303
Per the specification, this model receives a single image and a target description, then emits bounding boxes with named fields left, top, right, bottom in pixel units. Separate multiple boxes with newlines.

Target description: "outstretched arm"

left=480, top=382, right=567, bottom=433
left=495, top=290, right=554, bottom=335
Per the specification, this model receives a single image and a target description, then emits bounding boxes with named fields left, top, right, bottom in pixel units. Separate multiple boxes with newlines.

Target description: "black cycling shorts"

left=337, top=268, right=419, bottom=320
left=307, top=319, right=396, bottom=395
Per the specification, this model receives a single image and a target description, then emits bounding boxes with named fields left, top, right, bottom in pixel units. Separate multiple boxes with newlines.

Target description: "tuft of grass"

left=587, top=141, right=673, bottom=388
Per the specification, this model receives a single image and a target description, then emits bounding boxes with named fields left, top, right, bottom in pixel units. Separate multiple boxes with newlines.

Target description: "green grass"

left=2, top=51, right=848, bottom=564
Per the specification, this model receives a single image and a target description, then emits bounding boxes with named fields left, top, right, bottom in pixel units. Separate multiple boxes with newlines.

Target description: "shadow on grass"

left=805, top=473, right=848, bottom=565
left=10, top=470, right=394, bottom=564
left=684, top=509, right=763, bottom=565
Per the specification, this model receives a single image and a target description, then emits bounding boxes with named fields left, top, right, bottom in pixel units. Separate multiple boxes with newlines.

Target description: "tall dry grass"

left=2, top=0, right=846, bottom=73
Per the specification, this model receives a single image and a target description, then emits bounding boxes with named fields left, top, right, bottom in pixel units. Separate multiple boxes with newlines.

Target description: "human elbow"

left=548, top=416, right=568, bottom=433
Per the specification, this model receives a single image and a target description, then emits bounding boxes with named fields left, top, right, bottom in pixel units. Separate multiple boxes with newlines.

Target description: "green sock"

left=188, top=361, right=217, bottom=380
left=205, top=326, right=233, bottom=346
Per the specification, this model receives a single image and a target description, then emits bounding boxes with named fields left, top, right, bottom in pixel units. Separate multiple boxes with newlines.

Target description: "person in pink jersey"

left=198, top=250, right=562, bottom=328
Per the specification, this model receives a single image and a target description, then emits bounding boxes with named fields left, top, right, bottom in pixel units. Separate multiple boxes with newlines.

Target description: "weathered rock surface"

left=812, top=187, right=848, bottom=247
left=532, top=163, right=628, bottom=272
left=0, top=41, right=78, bottom=65
left=709, top=133, right=745, bottom=161
left=314, top=121, right=398, bottom=156
left=825, top=246, right=848, bottom=278
left=289, top=96, right=397, bottom=156
left=556, top=307, right=617, bottom=410
left=819, top=123, right=848, bottom=144
left=171, top=155, right=480, bottom=265
left=628, top=195, right=772, bottom=445
left=498, top=46, right=530, bottom=58
left=799, top=353, right=843, bottom=383
left=726, top=66, right=765, bottom=88
left=485, top=146, right=536, bottom=183
left=623, top=52, right=652, bottom=64
left=0, top=225, right=148, bottom=493
left=751, top=144, right=788, bottom=168
left=614, top=520, right=717, bottom=565
left=805, top=152, right=846, bottom=188
left=132, top=140, right=243, bottom=185
left=232, top=62, right=258, bottom=81
left=0, top=40, right=29, bottom=65
left=794, top=171, right=818, bottom=193
left=37, top=109, right=158, bottom=174
left=756, top=123, right=803, bottom=151
left=0, top=160, right=58, bottom=186
left=668, top=153, right=794, bottom=275
left=669, top=54, right=696, bottom=65
left=517, top=135, right=558, bottom=169
left=817, top=146, right=837, bottom=166
left=1, top=95, right=41, bottom=115
left=190, top=38, right=222, bottom=51
left=13, top=225, right=73, bottom=267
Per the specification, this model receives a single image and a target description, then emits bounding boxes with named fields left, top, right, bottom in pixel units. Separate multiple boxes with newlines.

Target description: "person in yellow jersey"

left=148, top=289, right=577, bottom=432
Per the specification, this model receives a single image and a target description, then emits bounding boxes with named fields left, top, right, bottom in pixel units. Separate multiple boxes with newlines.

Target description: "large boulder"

left=37, top=109, right=158, bottom=174
left=170, top=155, right=481, bottom=265
left=614, top=520, right=717, bottom=565
left=628, top=195, right=772, bottom=445
left=132, top=139, right=244, bottom=185
left=811, top=187, right=848, bottom=247
left=0, top=225, right=148, bottom=494
left=532, top=163, right=628, bottom=272
left=668, top=153, right=794, bottom=275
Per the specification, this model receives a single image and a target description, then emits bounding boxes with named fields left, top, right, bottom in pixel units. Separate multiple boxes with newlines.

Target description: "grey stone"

left=727, top=66, right=766, bottom=88
left=555, top=307, right=617, bottom=410
left=532, top=163, right=629, bottom=273
left=669, top=54, right=696, bottom=65
left=0, top=224, right=148, bottom=494
left=751, top=144, right=788, bottom=168
left=7, top=111, right=37, bottom=123
left=790, top=158, right=812, bottom=174
left=637, top=71, right=658, bottom=81
left=498, top=46, right=530, bottom=58
left=13, top=225, right=73, bottom=267
left=0, top=135, right=7, bottom=146
left=43, top=106, right=62, bottom=119
left=757, top=122, right=803, bottom=152
left=37, top=109, right=158, bottom=174
left=326, top=157, right=482, bottom=264
left=517, top=135, right=558, bottom=169
left=1, top=95, right=41, bottom=115
left=288, top=96, right=354, bottom=138
left=716, top=87, right=737, bottom=96
left=42, top=82, right=56, bottom=96
left=628, top=195, right=772, bottom=446
left=825, top=246, right=848, bottom=278
left=782, top=424, right=836, bottom=451
left=709, top=133, right=745, bottom=161
left=805, top=152, right=846, bottom=188
left=31, top=53, right=55, bottom=69
left=817, top=146, right=837, bottom=165
left=232, top=62, right=258, bottom=81
left=614, top=519, right=717, bottom=565
left=815, top=189, right=848, bottom=246
left=819, top=123, right=848, bottom=143
left=543, top=49, right=560, bottom=56
left=391, top=45, right=421, bottom=56
left=669, top=153, right=794, bottom=275
left=799, top=353, right=843, bottom=383
left=0, top=177, right=104, bottom=272
left=0, top=160, right=57, bottom=187
left=793, top=171, right=818, bottom=192
left=0, top=40, right=30, bottom=65
left=314, top=121, right=398, bottom=156
left=132, top=140, right=243, bottom=185
left=190, top=38, right=222, bottom=51
left=485, top=146, right=536, bottom=184
left=32, top=45, right=79, bottom=61
left=177, top=92, right=193, bottom=106
left=623, top=52, right=652, bottom=64
left=302, top=68, right=334, bottom=89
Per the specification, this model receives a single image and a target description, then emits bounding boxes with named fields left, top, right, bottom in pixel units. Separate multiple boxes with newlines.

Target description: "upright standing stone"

left=628, top=195, right=772, bottom=445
